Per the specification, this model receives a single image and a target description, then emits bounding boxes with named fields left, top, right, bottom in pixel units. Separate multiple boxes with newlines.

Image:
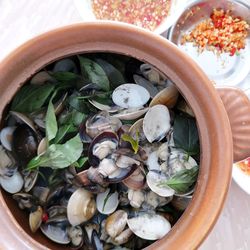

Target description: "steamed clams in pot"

left=0, top=53, right=200, bottom=249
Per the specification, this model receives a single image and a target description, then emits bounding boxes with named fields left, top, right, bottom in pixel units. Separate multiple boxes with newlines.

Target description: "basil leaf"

left=53, top=124, right=76, bottom=144
left=50, top=72, right=80, bottom=82
left=78, top=56, right=110, bottom=91
left=173, top=115, right=200, bottom=155
left=72, top=157, right=88, bottom=168
left=121, top=133, right=139, bottom=154
left=95, top=58, right=125, bottom=88
left=11, top=83, right=55, bottom=113
left=159, top=166, right=199, bottom=193
left=27, top=134, right=83, bottom=170
left=46, top=100, right=58, bottom=142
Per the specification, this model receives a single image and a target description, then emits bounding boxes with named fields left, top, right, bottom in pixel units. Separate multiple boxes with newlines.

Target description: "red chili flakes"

left=92, top=0, right=171, bottom=31
left=235, top=157, right=250, bottom=175
left=181, top=9, right=249, bottom=56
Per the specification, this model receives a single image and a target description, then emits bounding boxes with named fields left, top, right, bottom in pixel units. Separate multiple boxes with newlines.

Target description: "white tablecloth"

left=1, top=1, right=250, bottom=249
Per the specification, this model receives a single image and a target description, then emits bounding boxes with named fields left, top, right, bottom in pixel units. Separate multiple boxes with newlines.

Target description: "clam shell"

left=0, top=171, right=24, bottom=194
left=0, top=126, right=16, bottom=151
left=30, top=71, right=53, bottom=85
left=37, top=137, right=47, bottom=155
left=143, top=105, right=171, bottom=143
left=149, top=84, right=179, bottom=108
left=127, top=213, right=171, bottom=240
left=105, top=210, right=128, bottom=238
left=67, top=188, right=96, bottom=226
left=112, top=84, right=150, bottom=109
left=10, top=111, right=37, bottom=132
left=112, top=107, right=149, bottom=121
left=96, top=188, right=119, bottom=215
left=217, top=87, right=250, bottom=162
left=146, top=171, right=175, bottom=197
left=29, top=206, right=43, bottom=233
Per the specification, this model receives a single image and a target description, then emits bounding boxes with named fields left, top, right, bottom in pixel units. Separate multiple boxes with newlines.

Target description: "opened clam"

left=112, top=84, right=150, bottom=109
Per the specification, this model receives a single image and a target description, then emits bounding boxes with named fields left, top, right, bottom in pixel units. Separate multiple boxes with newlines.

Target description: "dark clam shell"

left=12, top=125, right=39, bottom=166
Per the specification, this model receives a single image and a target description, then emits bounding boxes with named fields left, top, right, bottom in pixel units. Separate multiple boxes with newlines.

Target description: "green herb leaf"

left=78, top=56, right=110, bottom=91
left=173, top=115, right=200, bottom=155
left=11, top=83, right=55, bottom=113
left=121, top=133, right=139, bottom=154
left=50, top=71, right=80, bottom=82
left=46, top=100, right=58, bottom=142
left=95, top=58, right=125, bottom=88
left=159, top=166, right=199, bottom=193
left=53, top=124, right=76, bottom=144
left=102, top=190, right=113, bottom=212
left=72, top=157, right=88, bottom=169
left=27, top=134, right=83, bottom=170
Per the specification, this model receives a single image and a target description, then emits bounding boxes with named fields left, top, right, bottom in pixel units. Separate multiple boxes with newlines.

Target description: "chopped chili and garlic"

left=181, top=9, right=249, bottom=56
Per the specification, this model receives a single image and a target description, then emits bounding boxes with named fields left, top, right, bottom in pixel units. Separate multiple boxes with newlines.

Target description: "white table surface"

left=0, top=1, right=250, bottom=249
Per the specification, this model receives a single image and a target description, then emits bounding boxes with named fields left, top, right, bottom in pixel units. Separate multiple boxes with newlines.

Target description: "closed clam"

left=127, top=212, right=171, bottom=240
left=143, top=105, right=171, bottom=143
left=67, top=188, right=96, bottom=226
left=0, top=171, right=24, bottom=194
left=0, top=126, right=16, bottom=151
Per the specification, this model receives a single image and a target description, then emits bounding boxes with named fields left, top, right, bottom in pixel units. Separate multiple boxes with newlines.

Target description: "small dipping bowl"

left=74, top=0, right=187, bottom=34
left=168, top=0, right=250, bottom=86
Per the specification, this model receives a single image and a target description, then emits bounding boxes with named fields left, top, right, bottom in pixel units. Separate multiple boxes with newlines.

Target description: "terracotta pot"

left=0, top=22, right=250, bottom=250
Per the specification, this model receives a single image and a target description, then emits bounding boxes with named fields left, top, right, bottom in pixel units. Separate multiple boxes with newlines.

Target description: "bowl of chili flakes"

left=74, top=0, right=186, bottom=34
left=168, top=0, right=250, bottom=87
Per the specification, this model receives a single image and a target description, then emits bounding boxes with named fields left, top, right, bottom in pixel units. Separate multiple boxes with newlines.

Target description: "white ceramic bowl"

left=74, top=0, right=187, bottom=34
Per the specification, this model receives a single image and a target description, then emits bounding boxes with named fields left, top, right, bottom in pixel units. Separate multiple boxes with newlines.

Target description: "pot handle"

left=216, top=86, right=250, bottom=162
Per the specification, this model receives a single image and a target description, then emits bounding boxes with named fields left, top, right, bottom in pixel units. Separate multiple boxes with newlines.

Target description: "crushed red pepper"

left=92, top=0, right=171, bottom=31
left=235, top=158, right=250, bottom=176
left=181, top=9, right=249, bottom=56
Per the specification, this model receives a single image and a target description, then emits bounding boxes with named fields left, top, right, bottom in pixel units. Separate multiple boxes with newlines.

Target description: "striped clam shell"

left=217, top=87, right=250, bottom=162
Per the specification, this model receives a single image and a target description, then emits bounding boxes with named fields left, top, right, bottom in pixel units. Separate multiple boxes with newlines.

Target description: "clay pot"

left=0, top=23, right=250, bottom=250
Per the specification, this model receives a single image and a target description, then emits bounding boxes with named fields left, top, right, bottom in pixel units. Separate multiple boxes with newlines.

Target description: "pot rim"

left=0, top=22, right=233, bottom=250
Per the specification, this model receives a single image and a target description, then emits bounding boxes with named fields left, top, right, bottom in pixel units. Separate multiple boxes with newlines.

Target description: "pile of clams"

left=0, top=54, right=200, bottom=249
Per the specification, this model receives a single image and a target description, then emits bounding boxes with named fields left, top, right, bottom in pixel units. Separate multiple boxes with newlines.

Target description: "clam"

left=86, top=111, right=122, bottom=138
left=32, top=186, right=50, bottom=205
left=127, top=212, right=171, bottom=240
left=171, top=194, right=192, bottom=211
left=147, top=151, right=161, bottom=171
left=140, top=64, right=161, bottom=84
left=144, top=191, right=172, bottom=209
left=40, top=217, right=70, bottom=244
left=12, top=125, right=39, bottom=166
left=143, top=105, right=171, bottom=143
left=98, top=159, right=118, bottom=178
left=122, top=167, right=145, bottom=190
left=114, top=154, right=140, bottom=169
left=146, top=171, right=175, bottom=197
left=10, top=111, right=37, bottom=132
left=149, top=84, right=179, bottom=108
left=47, top=206, right=67, bottom=219
left=177, top=99, right=195, bottom=117
left=91, top=229, right=103, bottom=250
left=133, top=74, right=159, bottom=98
left=89, top=132, right=119, bottom=165
left=108, top=228, right=133, bottom=246
left=67, top=188, right=96, bottom=226
left=105, top=210, right=128, bottom=238
left=0, top=145, right=17, bottom=177
left=0, top=171, right=24, bottom=194
left=128, top=118, right=146, bottom=142
left=68, top=226, right=83, bottom=247
left=23, top=170, right=38, bottom=192
left=112, top=84, right=150, bottom=109
left=37, top=137, right=47, bottom=155
left=128, top=189, right=145, bottom=208
left=0, top=126, right=16, bottom=151
left=111, top=107, right=149, bottom=121
left=30, top=71, right=54, bottom=85
left=12, top=193, right=36, bottom=210
left=89, top=99, right=121, bottom=113
left=96, top=188, right=119, bottom=215
left=29, top=206, right=43, bottom=233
